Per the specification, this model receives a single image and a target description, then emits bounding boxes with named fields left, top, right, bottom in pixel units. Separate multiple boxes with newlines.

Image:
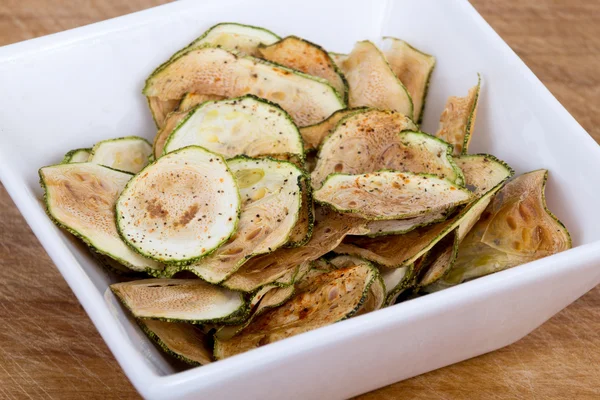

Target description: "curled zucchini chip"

left=111, top=278, right=245, bottom=323
left=163, top=96, right=303, bottom=158
left=62, top=148, right=91, bottom=163
left=417, top=229, right=460, bottom=287
left=340, top=41, right=413, bottom=118
left=223, top=207, right=367, bottom=292
left=116, top=146, right=241, bottom=265
left=144, top=46, right=344, bottom=127
left=285, top=174, right=314, bottom=247
left=139, top=319, right=213, bottom=365
left=379, top=264, right=412, bottom=306
left=328, top=255, right=385, bottom=313
left=39, top=163, right=162, bottom=273
left=428, top=170, right=572, bottom=290
left=381, top=37, right=436, bottom=125
left=314, top=171, right=472, bottom=220
left=214, top=261, right=377, bottom=359
left=148, top=97, right=180, bottom=129
left=178, top=93, right=225, bottom=112
left=311, top=111, right=465, bottom=189
left=258, top=36, right=348, bottom=101
left=362, top=209, right=449, bottom=237
left=89, top=136, right=152, bottom=174
left=436, top=75, right=481, bottom=155
left=171, top=22, right=280, bottom=61
left=329, top=52, right=347, bottom=66
left=334, top=155, right=513, bottom=267
left=183, top=157, right=303, bottom=283
left=299, top=108, right=367, bottom=151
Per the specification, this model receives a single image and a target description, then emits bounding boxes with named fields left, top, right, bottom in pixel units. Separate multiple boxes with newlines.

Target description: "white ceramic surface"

left=1, top=0, right=600, bottom=398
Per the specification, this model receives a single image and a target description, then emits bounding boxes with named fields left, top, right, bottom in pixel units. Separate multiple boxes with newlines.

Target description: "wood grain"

left=0, top=1, right=599, bottom=398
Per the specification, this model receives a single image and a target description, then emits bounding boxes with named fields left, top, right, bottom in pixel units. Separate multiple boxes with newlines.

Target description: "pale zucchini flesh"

left=148, top=97, right=181, bottom=129
left=62, top=148, right=91, bottom=163
left=178, top=93, right=225, bottom=112
left=299, top=108, right=367, bottom=151
left=163, top=96, right=304, bottom=158
left=39, top=162, right=162, bottom=273
left=182, top=157, right=303, bottom=283
left=214, top=262, right=377, bottom=359
left=112, top=279, right=245, bottom=323
left=89, top=136, right=152, bottom=174
left=436, top=75, right=481, bottom=155
left=340, top=41, right=413, bottom=119
left=116, top=146, right=241, bottom=265
left=144, top=46, right=344, bottom=127
left=258, top=36, right=348, bottom=101
left=139, top=319, right=213, bottom=365
left=314, top=171, right=472, bottom=220
left=381, top=37, right=436, bottom=125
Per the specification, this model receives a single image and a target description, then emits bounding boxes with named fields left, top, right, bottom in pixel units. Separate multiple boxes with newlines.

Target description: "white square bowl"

left=1, top=0, right=600, bottom=398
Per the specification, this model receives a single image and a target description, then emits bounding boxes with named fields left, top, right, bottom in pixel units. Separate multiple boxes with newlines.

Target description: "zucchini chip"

left=340, top=41, right=413, bottom=119
left=139, top=319, right=213, bottom=365
left=39, top=163, right=162, bottom=273
left=334, top=155, right=513, bottom=267
left=183, top=157, right=303, bottom=283
left=299, top=108, right=367, bottom=151
left=436, top=75, right=481, bottom=155
left=362, top=209, right=450, bottom=237
left=116, top=146, right=240, bottom=265
left=416, top=229, right=460, bottom=287
left=144, top=46, right=344, bottom=127
left=178, top=93, right=225, bottom=112
left=311, top=110, right=465, bottom=188
left=285, top=174, right=314, bottom=247
left=329, top=52, right=347, bottom=66
left=214, top=261, right=377, bottom=359
left=111, top=279, right=245, bottom=323
left=381, top=37, right=436, bottom=125
left=379, top=264, right=412, bottom=306
left=223, top=207, right=367, bottom=292
left=163, top=96, right=303, bottom=158
left=257, top=36, right=348, bottom=101
left=328, top=255, right=385, bottom=313
left=89, top=136, right=152, bottom=174
left=314, top=171, right=472, bottom=220
left=428, top=170, right=571, bottom=290
left=62, top=148, right=91, bottom=163
left=148, top=97, right=181, bottom=129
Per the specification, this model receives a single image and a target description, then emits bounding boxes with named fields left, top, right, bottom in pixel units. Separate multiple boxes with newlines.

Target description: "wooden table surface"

left=1, top=1, right=599, bottom=398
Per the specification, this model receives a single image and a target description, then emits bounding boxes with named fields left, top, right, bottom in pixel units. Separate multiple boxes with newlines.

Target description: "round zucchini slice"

left=116, top=146, right=241, bottom=265
left=89, top=136, right=152, bottom=174
left=339, top=41, right=413, bottom=119
left=427, top=170, right=571, bottom=290
left=299, top=108, right=367, bottom=151
left=111, top=278, right=245, bottom=323
left=381, top=37, right=436, bottom=125
left=223, top=207, right=367, bottom=292
left=214, top=261, right=377, bottom=359
left=139, top=319, right=213, bottom=365
left=333, top=155, right=514, bottom=268
left=183, top=157, right=303, bottom=283
left=436, top=74, right=481, bottom=155
left=144, top=46, right=344, bottom=127
left=62, top=148, right=91, bottom=163
left=314, top=171, right=472, bottom=220
left=163, top=96, right=303, bottom=158
left=312, top=110, right=467, bottom=189
left=257, top=36, right=348, bottom=101
left=39, top=163, right=162, bottom=273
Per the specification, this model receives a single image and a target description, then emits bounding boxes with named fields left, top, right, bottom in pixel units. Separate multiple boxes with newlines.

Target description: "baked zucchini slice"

left=116, top=146, right=240, bottom=265
left=178, top=93, right=225, bottom=112
left=416, top=228, right=460, bottom=287
left=427, top=170, right=571, bottom=290
left=183, top=157, right=303, bottom=283
left=62, top=148, right=91, bottom=163
left=163, top=96, right=304, bottom=159
left=362, top=209, right=450, bottom=237
left=334, top=155, right=513, bottom=267
left=139, top=319, right=213, bottom=365
left=436, top=75, right=481, bottom=155
left=111, top=279, right=245, bottom=323
left=299, top=108, right=367, bottom=152
left=329, top=52, right=347, bottom=66
left=379, top=264, right=412, bottom=306
left=39, top=163, right=162, bottom=273
left=284, top=174, right=314, bottom=247
left=223, top=207, right=367, bottom=292
left=314, top=171, right=472, bottom=220
left=328, top=255, right=385, bottom=313
left=89, top=136, right=152, bottom=174
left=339, top=41, right=413, bottom=119
left=257, top=36, right=348, bottom=101
left=311, top=111, right=464, bottom=189
left=148, top=97, right=181, bottom=129
left=144, top=46, right=344, bottom=127
left=214, top=261, right=377, bottom=359
left=381, top=37, right=436, bottom=125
